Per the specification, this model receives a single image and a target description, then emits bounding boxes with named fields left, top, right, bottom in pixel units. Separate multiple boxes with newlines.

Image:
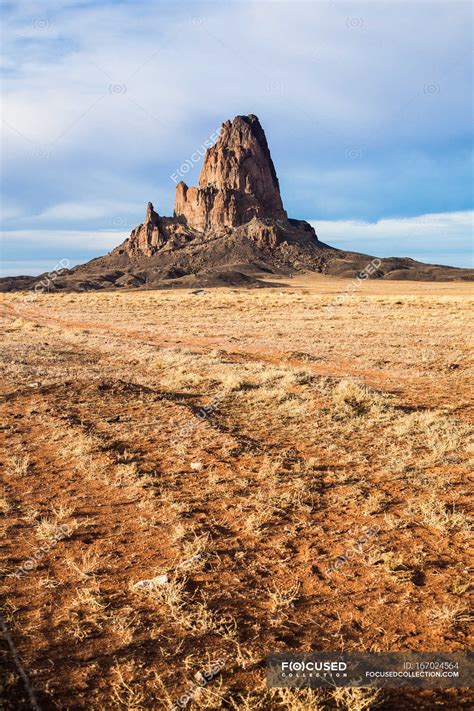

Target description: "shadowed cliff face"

left=125, top=114, right=299, bottom=256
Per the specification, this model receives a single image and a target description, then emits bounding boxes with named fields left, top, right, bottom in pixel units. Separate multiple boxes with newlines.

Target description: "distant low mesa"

left=2, top=114, right=472, bottom=291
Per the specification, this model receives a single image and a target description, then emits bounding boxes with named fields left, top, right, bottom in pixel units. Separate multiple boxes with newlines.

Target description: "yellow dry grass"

left=0, top=274, right=472, bottom=709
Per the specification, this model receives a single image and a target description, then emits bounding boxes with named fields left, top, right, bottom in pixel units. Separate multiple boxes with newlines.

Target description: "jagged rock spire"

left=174, top=114, right=287, bottom=230
left=124, top=113, right=316, bottom=259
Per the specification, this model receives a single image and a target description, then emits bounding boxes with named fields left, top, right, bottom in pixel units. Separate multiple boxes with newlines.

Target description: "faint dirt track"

left=1, top=277, right=472, bottom=709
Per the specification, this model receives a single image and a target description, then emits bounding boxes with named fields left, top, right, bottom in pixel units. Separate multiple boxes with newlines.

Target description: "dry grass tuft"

left=267, top=582, right=301, bottom=623
left=0, top=489, right=10, bottom=514
left=110, top=663, right=146, bottom=709
left=2, top=278, right=472, bottom=709
left=62, top=584, right=108, bottom=640
left=232, top=687, right=383, bottom=711
left=410, top=497, right=471, bottom=532
left=428, top=603, right=472, bottom=627
left=331, top=687, right=383, bottom=711
left=35, top=504, right=77, bottom=542
left=6, top=453, right=30, bottom=476
left=135, top=575, right=187, bottom=619
left=393, top=410, right=470, bottom=465
left=66, top=549, right=105, bottom=579
left=331, top=380, right=385, bottom=417
left=109, top=607, right=140, bottom=645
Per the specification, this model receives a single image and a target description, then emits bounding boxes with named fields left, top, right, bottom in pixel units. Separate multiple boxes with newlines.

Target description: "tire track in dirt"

left=1, top=373, right=327, bottom=707
left=0, top=392, right=159, bottom=707
left=1, top=300, right=460, bottom=411
left=2, top=298, right=472, bottom=709
left=1, top=383, right=242, bottom=707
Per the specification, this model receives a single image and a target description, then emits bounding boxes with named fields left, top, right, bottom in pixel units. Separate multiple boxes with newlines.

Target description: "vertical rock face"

left=127, top=202, right=167, bottom=257
left=174, top=114, right=287, bottom=230
left=123, top=113, right=317, bottom=258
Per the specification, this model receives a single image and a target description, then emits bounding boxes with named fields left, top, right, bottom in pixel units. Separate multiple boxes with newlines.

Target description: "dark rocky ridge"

left=1, top=114, right=472, bottom=292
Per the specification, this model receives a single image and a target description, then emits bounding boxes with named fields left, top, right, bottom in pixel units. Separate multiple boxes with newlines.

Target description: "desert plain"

left=0, top=274, right=472, bottom=709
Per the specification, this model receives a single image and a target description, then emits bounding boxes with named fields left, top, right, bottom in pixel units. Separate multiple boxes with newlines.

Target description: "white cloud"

left=1, top=229, right=123, bottom=250
left=35, top=200, right=143, bottom=222
left=0, top=0, right=472, bottom=269
left=1, top=211, right=471, bottom=279
left=2, top=0, right=471, bottom=161
left=0, top=228, right=126, bottom=276
left=0, top=199, right=24, bottom=221
left=0, top=259, right=75, bottom=278
left=311, top=210, right=474, bottom=267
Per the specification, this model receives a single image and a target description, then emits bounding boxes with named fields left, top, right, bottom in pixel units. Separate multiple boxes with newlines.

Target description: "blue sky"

left=1, top=0, right=473, bottom=275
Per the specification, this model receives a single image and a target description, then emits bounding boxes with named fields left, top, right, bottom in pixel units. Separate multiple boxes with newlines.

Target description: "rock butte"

left=122, top=113, right=318, bottom=258
left=175, top=114, right=286, bottom=229
left=1, top=113, right=472, bottom=291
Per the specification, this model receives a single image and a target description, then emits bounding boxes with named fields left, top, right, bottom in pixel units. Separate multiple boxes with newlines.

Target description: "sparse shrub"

left=332, top=380, right=384, bottom=417
left=428, top=603, right=472, bottom=627
left=35, top=505, right=77, bottom=542
left=6, top=454, right=30, bottom=476
left=331, top=687, right=383, bottom=711
left=267, top=582, right=300, bottom=623
left=0, top=489, right=10, bottom=514
left=410, top=496, right=471, bottom=532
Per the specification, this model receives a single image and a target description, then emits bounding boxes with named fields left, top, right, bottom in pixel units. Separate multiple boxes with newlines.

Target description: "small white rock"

left=190, top=462, right=203, bottom=471
left=132, top=574, right=168, bottom=590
